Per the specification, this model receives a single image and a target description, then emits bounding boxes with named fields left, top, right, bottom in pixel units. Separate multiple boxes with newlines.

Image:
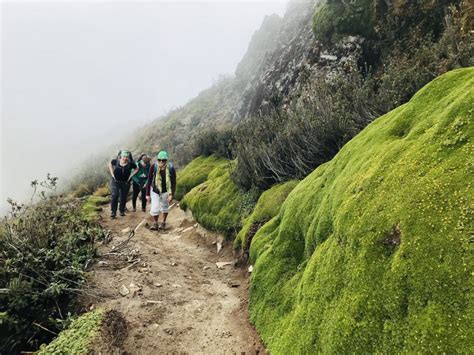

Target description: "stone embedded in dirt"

left=182, top=226, right=194, bottom=233
left=172, top=284, right=182, bottom=288
left=217, top=243, right=223, bottom=253
left=98, top=261, right=108, bottom=267
left=119, top=285, right=130, bottom=296
left=248, top=265, right=253, bottom=273
left=121, top=227, right=131, bottom=234
left=154, top=283, right=163, bottom=288
left=228, top=282, right=240, bottom=288
left=171, top=262, right=177, bottom=266
left=212, top=241, right=217, bottom=245
left=215, top=261, right=233, bottom=269
left=129, top=283, right=142, bottom=296
left=193, top=223, right=198, bottom=228
left=146, top=300, right=163, bottom=305
left=203, top=266, right=211, bottom=271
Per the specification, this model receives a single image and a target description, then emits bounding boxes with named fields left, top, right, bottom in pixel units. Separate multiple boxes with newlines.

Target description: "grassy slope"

left=249, top=68, right=473, bottom=353
left=175, top=155, right=228, bottom=200
left=234, top=180, right=299, bottom=250
left=181, top=161, right=245, bottom=236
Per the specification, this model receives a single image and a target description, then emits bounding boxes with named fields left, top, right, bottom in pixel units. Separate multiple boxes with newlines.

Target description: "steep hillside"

left=248, top=68, right=473, bottom=353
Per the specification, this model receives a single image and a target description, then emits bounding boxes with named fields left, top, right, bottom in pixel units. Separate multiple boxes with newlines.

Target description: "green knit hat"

left=157, top=151, right=169, bottom=160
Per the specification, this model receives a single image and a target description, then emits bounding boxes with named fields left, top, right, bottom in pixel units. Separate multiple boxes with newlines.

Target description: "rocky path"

left=89, top=203, right=264, bottom=354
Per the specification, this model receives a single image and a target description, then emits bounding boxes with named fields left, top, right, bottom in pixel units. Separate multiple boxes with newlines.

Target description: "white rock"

left=215, top=261, right=233, bottom=269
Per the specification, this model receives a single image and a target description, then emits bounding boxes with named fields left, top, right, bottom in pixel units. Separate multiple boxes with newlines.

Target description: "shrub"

left=313, top=0, right=375, bottom=42
left=189, top=127, right=235, bottom=160
left=0, top=178, right=105, bottom=353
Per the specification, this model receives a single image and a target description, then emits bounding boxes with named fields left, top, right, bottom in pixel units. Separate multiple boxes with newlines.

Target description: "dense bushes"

left=232, top=70, right=376, bottom=190
left=0, top=179, right=105, bottom=353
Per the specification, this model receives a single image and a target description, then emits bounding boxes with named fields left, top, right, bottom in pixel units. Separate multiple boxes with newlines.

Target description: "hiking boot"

left=150, top=223, right=159, bottom=231
left=132, top=207, right=137, bottom=212
left=110, top=213, right=116, bottom=219
left=142, top=207, right=146, bottom=212
left=159, top=222, right=166, bottom=230
left=120, top=211, right=125, bottom=217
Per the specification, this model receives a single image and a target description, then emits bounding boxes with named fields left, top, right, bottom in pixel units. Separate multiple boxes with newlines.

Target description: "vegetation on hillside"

left=248, top=68, right=473, bottom=353
left=0, top=177, right=105, bottom=353
left=232, top=1, right=471, bottom=190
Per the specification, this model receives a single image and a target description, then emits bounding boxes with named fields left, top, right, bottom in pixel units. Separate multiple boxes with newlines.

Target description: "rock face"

left=235, top=0, right=364, bottom=118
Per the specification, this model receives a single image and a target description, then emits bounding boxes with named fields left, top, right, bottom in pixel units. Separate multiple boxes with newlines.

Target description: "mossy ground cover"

left=249, top=68, right=473, bottom=353
left=234, top=180, right=299, bottom=251
left=181, top=161, right=246, bottom=236
left=175, top=155, right=227, bottom=200
left=82, top=195, right=110, bottom=222
left=37, top=309, right=104, bottom=354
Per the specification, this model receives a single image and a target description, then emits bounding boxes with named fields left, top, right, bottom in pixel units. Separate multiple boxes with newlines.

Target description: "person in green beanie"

left=146, top=151, right=176, bottom=231
left=131, top=153, right=151, bottom=212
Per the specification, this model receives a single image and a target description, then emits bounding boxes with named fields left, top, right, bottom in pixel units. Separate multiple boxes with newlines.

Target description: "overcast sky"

left=1, top=0, right=287, bottom=213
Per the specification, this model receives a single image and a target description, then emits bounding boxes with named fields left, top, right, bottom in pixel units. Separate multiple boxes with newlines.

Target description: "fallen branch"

left=32, top=322, right=57, bottom=336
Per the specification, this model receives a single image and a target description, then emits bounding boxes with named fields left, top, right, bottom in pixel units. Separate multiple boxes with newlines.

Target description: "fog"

left=1, top=0, right=287, bottom=215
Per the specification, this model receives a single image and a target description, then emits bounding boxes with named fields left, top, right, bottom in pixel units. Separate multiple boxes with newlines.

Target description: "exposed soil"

left=88, top=203, right=265, bottom=354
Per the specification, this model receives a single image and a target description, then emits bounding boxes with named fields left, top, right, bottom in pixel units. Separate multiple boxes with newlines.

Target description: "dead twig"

left=32, top=322, right=58, bottom=336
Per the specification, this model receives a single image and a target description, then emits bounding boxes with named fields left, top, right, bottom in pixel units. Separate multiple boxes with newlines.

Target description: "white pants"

left=150, top=191, right=170, bottom=216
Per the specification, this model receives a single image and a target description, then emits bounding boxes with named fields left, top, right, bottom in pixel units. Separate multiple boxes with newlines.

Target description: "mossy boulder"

left=249, top=68, right=473, bottom=353
left=181, top=161, right=245, bottom=236
left=175, top=155, right=228, bottom=200
left=234, top=180, right=299, bottom=251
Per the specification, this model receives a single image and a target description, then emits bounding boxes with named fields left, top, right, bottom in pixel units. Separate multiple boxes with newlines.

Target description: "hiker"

left=146, top=150, right=176, bottom=231
left=108, top=150, right=138, bottom=218
left=131, top=153, right=151, bottom=212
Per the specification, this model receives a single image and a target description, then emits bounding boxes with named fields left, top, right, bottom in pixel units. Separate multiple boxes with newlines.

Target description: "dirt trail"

left=89, top=203, right=264, bottom=354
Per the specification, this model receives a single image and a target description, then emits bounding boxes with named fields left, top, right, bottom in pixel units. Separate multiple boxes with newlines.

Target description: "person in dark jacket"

left=131, top=154, right=151, bottom=212
left=108, top=150, right=138, bottom=218
left=146, top=150, right=176, bottom=231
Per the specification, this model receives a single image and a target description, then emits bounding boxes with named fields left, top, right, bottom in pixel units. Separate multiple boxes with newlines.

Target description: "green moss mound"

left=82, top=195, right=110, bottom=222
left=234, top=180, right=299, bottom=251
left=249, top=68, right=473, bottom=353
left=175, top=155, right=227, bottom=200
left=181, top=161, right=245, bottom=236
left=38, top=309, right=104, bottom=354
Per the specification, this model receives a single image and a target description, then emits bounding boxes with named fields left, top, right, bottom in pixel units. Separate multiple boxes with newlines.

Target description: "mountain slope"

left=249, top=68, right=473, bottom=353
